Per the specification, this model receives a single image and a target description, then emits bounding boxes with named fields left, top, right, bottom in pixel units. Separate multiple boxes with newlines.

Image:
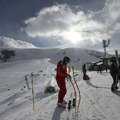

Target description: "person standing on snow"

left=82, top=64, right=90, bottom=80
left=110, top=57, right=119, bottom=91
left=118, top=65, right=120, bottom=80
left=82, top=64, right=87, bottom=78
left=56, top=56, right=71, bottom=108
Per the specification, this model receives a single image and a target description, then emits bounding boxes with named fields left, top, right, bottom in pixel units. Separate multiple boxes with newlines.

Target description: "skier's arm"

left=57, top=66, right=67, bottom=78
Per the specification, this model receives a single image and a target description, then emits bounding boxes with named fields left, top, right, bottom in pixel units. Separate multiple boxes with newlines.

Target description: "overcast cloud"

left=24, top=0, right=120, bottom=49
left=0, top=0, right=119, bottom=53
left=0, top=36, right=36, bottom=48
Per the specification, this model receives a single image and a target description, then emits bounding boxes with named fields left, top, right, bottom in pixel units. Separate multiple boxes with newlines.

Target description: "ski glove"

left=67, top=74, right=72, bottom=80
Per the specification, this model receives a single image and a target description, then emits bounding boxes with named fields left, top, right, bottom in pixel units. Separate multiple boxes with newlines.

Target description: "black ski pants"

left=111, top=74, right=118, bottom=85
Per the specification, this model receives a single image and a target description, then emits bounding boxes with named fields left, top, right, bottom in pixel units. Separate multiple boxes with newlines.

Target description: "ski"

left=71, top=66, right=81, bottom=116
left=67, top=66, right=81, bottom=119
left=66, top=66, right=77, bottom=120
left=67, top=98, right=77, bottom=120
left=68, top=66, right=77, bottom=112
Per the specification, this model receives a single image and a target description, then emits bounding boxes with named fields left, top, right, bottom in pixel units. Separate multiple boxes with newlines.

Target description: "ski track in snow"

left=0, top=48, right=120, bottom=120
left=14, top=75, right=120, bottom=120
left=1, top=71, right=120, bottom=120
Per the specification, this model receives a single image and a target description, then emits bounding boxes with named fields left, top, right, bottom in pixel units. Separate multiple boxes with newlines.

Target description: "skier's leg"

left=57, top=79, right=67, bottom=103
left=111, top=75, right=118, bottom=91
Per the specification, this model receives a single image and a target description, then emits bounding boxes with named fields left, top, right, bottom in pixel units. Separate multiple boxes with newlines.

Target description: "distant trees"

left=0, top=49, right=15, bottom=62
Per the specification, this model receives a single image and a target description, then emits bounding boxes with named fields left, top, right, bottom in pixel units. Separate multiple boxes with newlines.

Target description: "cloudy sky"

left=0, top=0, right=120, bottom=53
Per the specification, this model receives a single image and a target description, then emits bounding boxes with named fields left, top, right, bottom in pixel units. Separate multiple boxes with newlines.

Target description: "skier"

left=56, top=56, right=71, bottom=108
left=110, top=57, right=119, bottom=91
left=118, top=65, right=120, bottom=80
left=82, top=64, right=90, bottom=80
left=97, top=66, right=102, bottom=74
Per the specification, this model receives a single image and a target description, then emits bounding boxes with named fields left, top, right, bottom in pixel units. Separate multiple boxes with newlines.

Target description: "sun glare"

left=65, top=31, right=82, bottom=44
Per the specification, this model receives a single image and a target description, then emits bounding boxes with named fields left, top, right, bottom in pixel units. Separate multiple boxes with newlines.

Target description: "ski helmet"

left=63, top=56, right=70, bottom=63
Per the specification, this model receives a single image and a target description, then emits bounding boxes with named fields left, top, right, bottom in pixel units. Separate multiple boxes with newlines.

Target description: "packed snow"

left=0, top=48, right=120, bottom=120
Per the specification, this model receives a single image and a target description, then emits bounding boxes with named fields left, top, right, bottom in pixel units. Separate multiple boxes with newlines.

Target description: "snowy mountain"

left=0, top=48, right=119, bottom=120
left=0, top=48, right=107, bottom=69
left=0, top=36, right=36, bottom=48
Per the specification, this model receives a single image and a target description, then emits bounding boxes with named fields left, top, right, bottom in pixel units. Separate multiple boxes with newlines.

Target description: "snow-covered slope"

left=0, top=48, right=107, bottom=69
left=0, top=48, right=119, bottom=120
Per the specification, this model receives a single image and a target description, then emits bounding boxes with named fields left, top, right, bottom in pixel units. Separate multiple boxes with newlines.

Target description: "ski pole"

left=31, top=73, right=35, bottom=111
left=25, top=75, right=30, bottom=90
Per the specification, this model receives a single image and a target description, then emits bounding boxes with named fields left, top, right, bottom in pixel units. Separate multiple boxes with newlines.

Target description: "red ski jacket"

left=56, top=60, right=67, bottom=79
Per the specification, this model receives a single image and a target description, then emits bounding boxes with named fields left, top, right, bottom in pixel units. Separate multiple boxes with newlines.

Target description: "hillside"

left=0, top=48, right=119, bottom=120
left=0, top=48, right=108, bottom=70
